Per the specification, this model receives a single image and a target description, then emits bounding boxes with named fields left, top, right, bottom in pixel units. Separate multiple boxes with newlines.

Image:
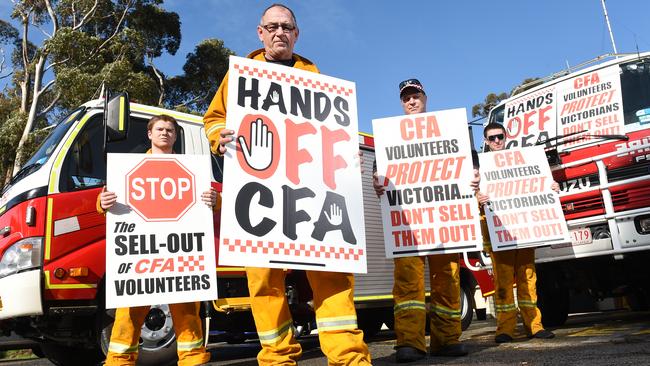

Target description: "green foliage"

left=0, top=95, right=49, bottom=189
left=471, top=77, right=542, bottom=119
left=127, top=2, right=181, bottom=58
left=0, top=110, right=28, bottom=188
left=0, top=20, right=19, bottom=44
left=2, top=0, right=234, bottom=181
left=50, top=25, right=160, bottom=109
left=166, top=39, right=234, bottom=113
left=472, top=92, right=508, bottom=118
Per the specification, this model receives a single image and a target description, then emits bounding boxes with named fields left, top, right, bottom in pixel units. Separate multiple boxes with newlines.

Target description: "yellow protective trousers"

left=246, top=267, right=371, bottom=366
left=491, top=248, right=544, bottom=337
left=105, top=302, right=210, bottom=366
left=393, top=254, right=462, bottom=353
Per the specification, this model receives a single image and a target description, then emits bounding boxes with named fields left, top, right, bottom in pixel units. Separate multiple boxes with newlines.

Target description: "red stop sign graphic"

left=126, top=158, right=196, bottom=222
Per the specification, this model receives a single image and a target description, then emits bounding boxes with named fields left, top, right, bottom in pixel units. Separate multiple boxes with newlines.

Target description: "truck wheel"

left=626, top=288, right=650, bottom=311
left=99, top=305, right=178, bottom=366
left=384, top=312, right=395, bottom=330
left=460, top=285, right=473, bottom=331
left=39, top=343, right=103, bottom=366
left=357, top=309, right=384, bottom=339
left=538, top=281, right=569, bottom=327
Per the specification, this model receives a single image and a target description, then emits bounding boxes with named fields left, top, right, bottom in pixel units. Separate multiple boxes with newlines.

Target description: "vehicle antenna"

left=600, top=0, right=618, bottom=55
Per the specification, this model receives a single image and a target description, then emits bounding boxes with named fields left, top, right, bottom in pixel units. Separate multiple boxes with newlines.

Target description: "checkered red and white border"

left=509, top=85, right=556, bottom=105
left=177, top=255, right=205, bottom=272
left=234, top=64, right=355, bottom=96
left=222, top=238, right=364, bottom=261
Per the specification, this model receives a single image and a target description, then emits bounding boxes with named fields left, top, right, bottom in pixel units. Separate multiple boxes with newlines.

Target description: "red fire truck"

left=0, top=94, right=494, bottom=365
left=485, top=52, right=650, bottom=326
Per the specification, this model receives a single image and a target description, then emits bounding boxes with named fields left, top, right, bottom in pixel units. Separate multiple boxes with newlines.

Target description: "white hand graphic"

left=238, top=118, right=274, bottom=171
left=324, top=204, right=343, bottom=226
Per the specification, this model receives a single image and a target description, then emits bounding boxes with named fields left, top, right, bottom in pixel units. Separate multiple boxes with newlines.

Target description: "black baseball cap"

left=399, top=78, right=426, bottom=98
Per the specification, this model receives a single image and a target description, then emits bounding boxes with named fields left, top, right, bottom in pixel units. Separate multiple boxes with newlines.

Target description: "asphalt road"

left=2, top=310, right=649, bottom=365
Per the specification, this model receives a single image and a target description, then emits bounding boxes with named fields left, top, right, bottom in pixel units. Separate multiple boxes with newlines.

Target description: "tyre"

left=39, top=343, right=103, bottom=366
left=384, top=311, right=395, bottom=330
left=537, top=279, right=569, bottom=327
left=357, top=309, right=384, bottom=339
left=460, top=285, right=473, bottom=331
left=626, top=287, right=650, bottom=311
left=99, top=304, right=178, bottom=366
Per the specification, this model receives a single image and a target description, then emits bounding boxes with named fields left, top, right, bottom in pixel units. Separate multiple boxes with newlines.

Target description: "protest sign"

left=218, top=56, right=367, bottom=273
left=479, top=146, right=570, bottom=251
left=556, top=64, right=624, bottom=150
left=105, top=153, right=217, bottom=308
left=503, top=85, right=556, bottom=149
left=372, top=108, right=482, bottom=258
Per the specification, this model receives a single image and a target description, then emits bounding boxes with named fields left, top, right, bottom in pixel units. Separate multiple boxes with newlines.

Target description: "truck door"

left=44, top=113, right=106, bottom=299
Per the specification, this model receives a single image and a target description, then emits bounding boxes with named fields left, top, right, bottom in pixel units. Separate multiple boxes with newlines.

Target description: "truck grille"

left=562, top=161, right=650, bottom=219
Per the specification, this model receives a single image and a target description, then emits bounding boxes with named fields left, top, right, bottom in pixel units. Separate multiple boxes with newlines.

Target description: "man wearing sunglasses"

left=203, top=4, right=371, bottom=366
left=478, top=123, right=557, bottom=344
left=373, top=79, right=470, bottom=363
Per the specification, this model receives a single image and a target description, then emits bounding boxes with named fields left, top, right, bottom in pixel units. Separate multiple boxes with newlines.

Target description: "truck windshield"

left=6, top=108, right=85, bottom=190
left=620, top=58, right=650, bottom=127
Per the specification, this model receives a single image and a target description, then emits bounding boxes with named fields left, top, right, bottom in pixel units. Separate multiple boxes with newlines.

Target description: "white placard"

left=219, top=56, right=367, bottom=273
left=372, top=108, right=482, bottom=258
left=503, top=85, right=557, bottom=148
left=479, top=146, right=570, bottom=251
left=105, top=153, right=217, bottom=308
left=556, top=64, right=624, bottom=150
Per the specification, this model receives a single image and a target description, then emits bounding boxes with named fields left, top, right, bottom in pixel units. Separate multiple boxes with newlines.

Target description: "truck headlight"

left=0, top=237, right=43, bottom=279
left=636, top=215, right=650, bottom=235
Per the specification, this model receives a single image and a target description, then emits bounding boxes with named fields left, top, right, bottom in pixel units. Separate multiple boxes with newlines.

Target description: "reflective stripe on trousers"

left=257, top=319, right=293, bottom=346
left=393, top=254, right=462, bottom=353
left=430, top=303, right=461, bottom=319
left=491, top=247, right=544, bottom=337
left=394, top=300, right=426, bottom=314
left=247, top=267, right=371, bottom=365
left=316, top=315, right=358, bottom=332
left=105, top=303, right=210, bottom=366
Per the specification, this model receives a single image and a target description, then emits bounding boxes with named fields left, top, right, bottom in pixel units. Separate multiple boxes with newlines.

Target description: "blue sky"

left=4, top=0, right=650, bottom=146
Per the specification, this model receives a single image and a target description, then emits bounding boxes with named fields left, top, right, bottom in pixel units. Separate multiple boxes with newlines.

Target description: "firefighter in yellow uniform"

left=477, top=122, right=556, bottom=343
left=203, top=4, right=371, bottom=365
left=99, top=115, right=215, bottom=365
left=373, top=79, right=473, bottom=363
left=393, top=255, right=462, bottom=357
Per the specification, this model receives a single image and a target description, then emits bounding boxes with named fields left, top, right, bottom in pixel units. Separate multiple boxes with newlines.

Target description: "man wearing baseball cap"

left=373, top=79, right=469, bottom=363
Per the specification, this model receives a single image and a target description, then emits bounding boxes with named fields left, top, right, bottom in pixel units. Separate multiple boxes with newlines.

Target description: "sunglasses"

left=487, top=133, right=505, bottom=142
left=399, top=79, right=422, bottom=90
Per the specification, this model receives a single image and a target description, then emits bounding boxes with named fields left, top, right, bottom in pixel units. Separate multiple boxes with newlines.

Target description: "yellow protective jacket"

left=203, top=49, right=319, bottom=155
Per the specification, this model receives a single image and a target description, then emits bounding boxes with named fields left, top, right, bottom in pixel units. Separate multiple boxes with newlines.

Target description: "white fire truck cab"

left=486, top=52, right=650, bottom=326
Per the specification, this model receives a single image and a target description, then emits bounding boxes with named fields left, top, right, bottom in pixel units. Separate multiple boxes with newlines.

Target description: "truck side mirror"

left=104, top=92, right=130, bottom=143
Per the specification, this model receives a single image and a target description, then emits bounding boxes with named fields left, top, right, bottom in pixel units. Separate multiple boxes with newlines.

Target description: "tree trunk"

left=12, top=55, right=46, bottom=176
left=3, top=169, right=13, bottom=187
left=148, top=55, right=165, bottom=107
left=19, top=16, right=30, bottom=114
